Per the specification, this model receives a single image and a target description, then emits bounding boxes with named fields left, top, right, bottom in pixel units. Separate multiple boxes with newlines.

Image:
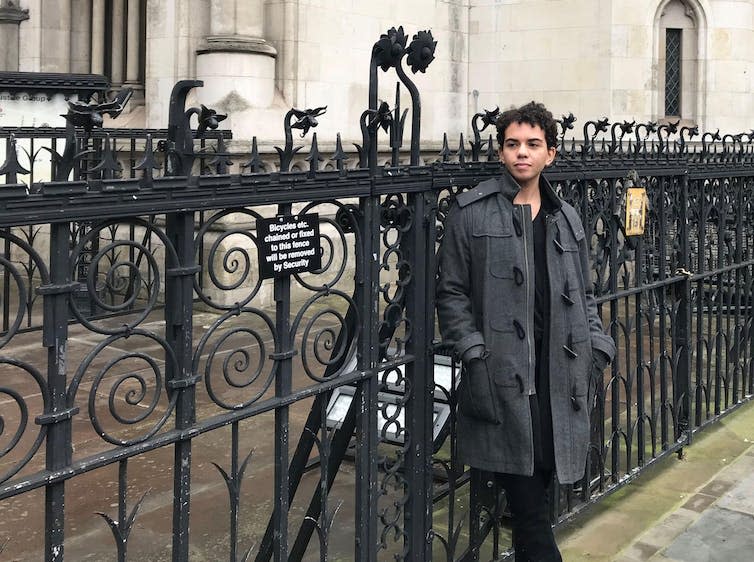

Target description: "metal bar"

left=732, top=177, right=744, bottom=404
left=118, top=460, right=128, bottom=562
left=43, top=222, right=72, bottom=562
left=675, top=173, right=692, bottom=445
left=230, top=422, right=240, bottom=562
left=608, top=176, right=620, bottom=483
left=634, top=234, right=644, bottom=466
left=403, top=191, right=433, bottom=561
left=355, top=194, right=379, bottom=562
left=714, top=191, right=725, bottom=417
left=165, top=211, right=196, bottom=562
left=0, top=365, right=380, bottom=501
left=287, top=386, right=363, bottom=561
left=273, top=203, right=293, bottom=562
left=2, top=230, right=9, bottom=333
left=657, top=176, right=668, bottom=451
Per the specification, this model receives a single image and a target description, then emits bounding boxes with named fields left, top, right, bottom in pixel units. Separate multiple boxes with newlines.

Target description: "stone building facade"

left=1, top=0, right=752, bottom=141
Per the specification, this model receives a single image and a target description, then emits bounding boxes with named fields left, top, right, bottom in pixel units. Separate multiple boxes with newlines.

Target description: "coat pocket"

left=459, top=357, right=500, bottom=424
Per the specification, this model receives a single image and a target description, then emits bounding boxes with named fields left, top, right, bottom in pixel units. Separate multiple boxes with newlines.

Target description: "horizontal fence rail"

left=1, top=25, right=754, bottom=562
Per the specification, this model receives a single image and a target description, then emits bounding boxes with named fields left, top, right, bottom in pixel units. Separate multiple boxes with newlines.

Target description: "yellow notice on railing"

left=625, top=187, right=648, bottom=236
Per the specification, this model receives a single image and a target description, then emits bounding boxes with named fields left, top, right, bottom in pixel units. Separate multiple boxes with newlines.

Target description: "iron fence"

left=0, top=25, right=753, bottom=562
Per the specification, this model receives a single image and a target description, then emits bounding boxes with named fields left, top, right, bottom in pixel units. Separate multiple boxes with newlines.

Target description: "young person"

left=436, top=102, right=615, bottom=561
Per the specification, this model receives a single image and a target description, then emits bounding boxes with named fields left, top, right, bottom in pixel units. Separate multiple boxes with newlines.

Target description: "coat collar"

left=498, top=168, right=562, bottom=213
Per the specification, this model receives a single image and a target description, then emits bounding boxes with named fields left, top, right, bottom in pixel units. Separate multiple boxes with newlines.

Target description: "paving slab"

left=559, top=400, right=754, bottom=562
left=716, top=471, right=754, bottom=517
left=662, top=507, right=754, bottom=562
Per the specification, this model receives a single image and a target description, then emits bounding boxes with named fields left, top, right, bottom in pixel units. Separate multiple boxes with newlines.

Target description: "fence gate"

left=2, top=25, right=754, bottom=562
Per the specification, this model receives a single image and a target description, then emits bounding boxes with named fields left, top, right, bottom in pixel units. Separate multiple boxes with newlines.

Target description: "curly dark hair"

left=496, top=101, right=558, bottom=149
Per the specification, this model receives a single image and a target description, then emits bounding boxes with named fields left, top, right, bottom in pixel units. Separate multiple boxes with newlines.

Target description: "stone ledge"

left=196, top=35, right=277, bottom=58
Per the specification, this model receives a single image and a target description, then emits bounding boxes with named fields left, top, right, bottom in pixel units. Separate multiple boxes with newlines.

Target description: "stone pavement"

left=556, top=399, right=754, bottom=562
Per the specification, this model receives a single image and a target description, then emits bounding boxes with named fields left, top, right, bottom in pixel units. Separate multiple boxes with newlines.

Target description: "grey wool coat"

left=436, top=171, right=616, bottom=484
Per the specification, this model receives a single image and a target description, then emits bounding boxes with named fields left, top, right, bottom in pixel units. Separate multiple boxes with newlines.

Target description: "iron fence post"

left=404, top=189, right=436, bottom=561
left=165, top=211, right=197, bottom=562
left=355, top=193, right=379, bottom=562
left=42, top=222, right=73, bottom=562
left=675, top=172, right=692, bottom=445
left=273, top=202, right=293, bottom=562
left=732, top=176, right=744, bottom=404
left=608, top=175, right=620, bottom=483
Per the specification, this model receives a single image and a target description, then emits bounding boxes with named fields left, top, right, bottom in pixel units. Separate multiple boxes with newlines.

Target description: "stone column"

left=110, top=0, right=125, bottom=85
left=196, top=0, right=277, bottom=109
left=40, top=0, right=72, bottom=72
left=0, top=1, right=29, bottom=71
left=124, top=0, right=143, bottom=100
left=90, top=0, right=105, bottom=74
left=70, top=0, right=91, bottom=73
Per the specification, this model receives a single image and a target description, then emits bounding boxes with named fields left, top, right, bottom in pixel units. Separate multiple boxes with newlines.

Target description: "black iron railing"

left=1, top=25, right=753, bottom=562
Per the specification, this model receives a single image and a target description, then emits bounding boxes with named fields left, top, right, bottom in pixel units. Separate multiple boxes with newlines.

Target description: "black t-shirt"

left=533, top=209, right=548, bottom=344
left=531, top=205, right=555, bottom=471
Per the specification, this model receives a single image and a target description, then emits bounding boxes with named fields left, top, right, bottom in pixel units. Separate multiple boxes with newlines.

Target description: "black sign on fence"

left=257, top=213, right=321, bottom=278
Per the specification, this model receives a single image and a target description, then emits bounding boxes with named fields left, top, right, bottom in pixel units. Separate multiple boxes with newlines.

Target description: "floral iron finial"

left=367, top=102, right=393, bottom=133
left=290, top=106, right=328, bottom=137
left=406, top=30, right=437, bottom=73
left=480, top=107, right=500, bottom=130
left=196, top=105, right=227, bottom=135
left=374, top=26, right=408, bottom=71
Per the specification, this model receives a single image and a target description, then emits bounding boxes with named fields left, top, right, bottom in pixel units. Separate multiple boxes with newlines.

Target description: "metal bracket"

left=35, top=406, right=80, bottom=425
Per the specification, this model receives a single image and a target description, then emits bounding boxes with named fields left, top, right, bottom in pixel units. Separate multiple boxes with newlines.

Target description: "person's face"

left=498, top=122, right=556, bottom=188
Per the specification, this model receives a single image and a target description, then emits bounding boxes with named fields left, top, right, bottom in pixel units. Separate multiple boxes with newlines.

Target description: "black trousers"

left=497, top=470, right=562, bottom=562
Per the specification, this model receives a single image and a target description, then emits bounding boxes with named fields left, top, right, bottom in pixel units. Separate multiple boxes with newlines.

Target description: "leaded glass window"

left=665, top=28, right=682, bottom=117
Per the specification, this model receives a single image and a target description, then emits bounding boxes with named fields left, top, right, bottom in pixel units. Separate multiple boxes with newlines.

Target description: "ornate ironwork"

left=1, top=24, right=754, bottom=562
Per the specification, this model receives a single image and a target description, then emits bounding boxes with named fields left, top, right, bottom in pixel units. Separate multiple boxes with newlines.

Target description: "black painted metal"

left=2, top=25, right=754, bottom=562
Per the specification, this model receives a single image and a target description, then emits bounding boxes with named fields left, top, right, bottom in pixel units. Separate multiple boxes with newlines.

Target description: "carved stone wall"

left=8, top=0, right=754, bottom=140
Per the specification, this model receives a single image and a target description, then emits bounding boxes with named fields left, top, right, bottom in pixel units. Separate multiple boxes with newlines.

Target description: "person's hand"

left=459, top=354, right=500, bottom=424
left=592, top=350, right=610, bottom=373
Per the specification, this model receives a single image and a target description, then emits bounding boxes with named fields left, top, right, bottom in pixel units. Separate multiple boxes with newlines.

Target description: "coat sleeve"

left=577, top=222, right=616, bottom=363
left=436, top=202, right=485, bottom=359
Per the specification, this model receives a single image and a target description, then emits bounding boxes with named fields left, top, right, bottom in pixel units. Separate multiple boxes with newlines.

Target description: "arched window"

left=655, top=0, right=705, bottom=123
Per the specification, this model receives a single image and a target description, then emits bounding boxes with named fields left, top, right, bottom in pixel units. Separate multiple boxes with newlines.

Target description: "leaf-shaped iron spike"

left=88, top=134, right=122, bottom=179
left=486, top=134, right=497, bottom=161
left=457, top=133, right=466, bottom=164
left=306, top=132, right=324, bottom=175
left=237, top=448, right=254, bottom=482
left=241, top=136, right=263, bottom=173
left=354, top=143, right=366, bottom=168
left=324, top=500, right=344, bottom=535
left=207, top=136, right=233, bottom=174
left=95, top=489, right=150, bottom=550
left=304, top=425, right=324, bottom=453
left=211, top=448, right=254, bottom=494
left=0, top=135, right=30, bottom=183
left=95, top=511, right=124, bottom=544
left=331, top=133, right=348, bottom=171
left=240, top=543, right=256, bottom=562
left=211, top=461, right=232, bottom=487
left=134, top=134, right=160, bottom=171
left=438, top=133, right=451, bottom=162
left=134, top=134, right=159, bottom=187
